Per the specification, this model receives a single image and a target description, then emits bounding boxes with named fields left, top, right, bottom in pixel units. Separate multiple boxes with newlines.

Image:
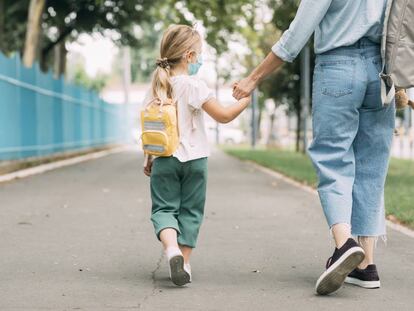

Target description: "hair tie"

left=156, top=58, right=170, bottom=69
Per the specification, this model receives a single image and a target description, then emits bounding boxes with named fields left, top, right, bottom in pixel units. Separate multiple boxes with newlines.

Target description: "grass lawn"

left=224, top=147, right=414, bottom=230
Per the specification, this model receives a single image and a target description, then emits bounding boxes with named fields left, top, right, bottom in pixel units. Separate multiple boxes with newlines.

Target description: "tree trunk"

left=267, top=113, right=275, bottom=146
left=267, top=104, right=277, bottom=147
left=42, top=25, right=73, bottom=59
left=0, top=0, right=5, bottom=53
left=23, top=0, right=45, bottom=67
left=122, top=47, right=131, bottom=104
left=257, top=106, right=263, bottom=141
left=295, top=108, right=301, bottom=152
left=53, top=40, right=67, bottom=77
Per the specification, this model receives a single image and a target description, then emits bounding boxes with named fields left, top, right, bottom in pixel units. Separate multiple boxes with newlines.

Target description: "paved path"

left=0, top=148, right=413, bottom=311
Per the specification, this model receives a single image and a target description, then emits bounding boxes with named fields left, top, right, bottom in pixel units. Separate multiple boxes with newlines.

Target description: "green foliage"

left=40, top=0, right=159, bottom=70
left=234, top=0, right=314, bottom=151
left=0, top=0, right=161, bottom=69
left=385, top=159, right=414, bottom=228
left=266, top=0, right=302, bottom=110
left=0, top=0, right=30, bottom=55
left=43, top=0, right=157, bottom=46
left=1, top=0, right=257, bottom=76
left=70, top=64, right=108, bottom=92
left=181, top=0, right=254, bottom=54
left=268, top=0, right=300, bottom=30
left=129, top=23, right=160, bottom=83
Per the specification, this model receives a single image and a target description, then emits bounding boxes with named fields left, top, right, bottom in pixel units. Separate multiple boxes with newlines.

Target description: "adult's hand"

left=232, top=76, right=257, bottom=100
left=233, top=52, right=284, bottom=100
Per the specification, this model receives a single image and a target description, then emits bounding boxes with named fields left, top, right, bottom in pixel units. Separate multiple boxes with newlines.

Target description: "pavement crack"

left=137, top=249, right=164, bottom=310
left=150, top=249, right=165, bottom=293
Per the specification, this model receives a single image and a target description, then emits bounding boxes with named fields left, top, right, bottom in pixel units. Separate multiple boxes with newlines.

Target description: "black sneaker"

left=315, top=238, right=365, bottom=295
left=345, top=264, right=381, bottom=289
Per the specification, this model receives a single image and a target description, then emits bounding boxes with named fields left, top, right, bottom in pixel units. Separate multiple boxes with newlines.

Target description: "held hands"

left=238, top=95, right=252, bottom=106
left=233, top=52, right=283, bottom=100
left=232, top=76, right=257, bottom=100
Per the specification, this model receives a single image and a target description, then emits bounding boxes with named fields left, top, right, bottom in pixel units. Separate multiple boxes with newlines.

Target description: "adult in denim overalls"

left=233, top=0, right=394, bottom=295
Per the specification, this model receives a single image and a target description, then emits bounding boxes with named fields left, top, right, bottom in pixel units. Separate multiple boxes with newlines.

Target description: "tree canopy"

left=0, top=0, right=255, bottom=74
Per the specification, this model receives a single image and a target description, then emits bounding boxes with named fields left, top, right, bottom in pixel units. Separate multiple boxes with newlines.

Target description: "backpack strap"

left=143, top=153, right=149, bottom=167
left=172, top=98, right=180, bottom=137
left=145, top=98, right=162, bottom=112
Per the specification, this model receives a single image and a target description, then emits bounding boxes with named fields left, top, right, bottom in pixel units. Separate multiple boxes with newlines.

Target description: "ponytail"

left=150, top=24, right=201, bottom=103
left=151, top=58, right=173, bottom=102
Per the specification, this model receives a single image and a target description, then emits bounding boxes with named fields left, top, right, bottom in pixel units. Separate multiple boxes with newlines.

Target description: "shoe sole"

left=345, top=277, right=380, bottom=289
left=169, top=255, right=190, bottom=286
left=315, top=247, right=365, bottom=295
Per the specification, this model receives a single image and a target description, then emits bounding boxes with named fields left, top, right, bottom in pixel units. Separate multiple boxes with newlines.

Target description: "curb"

left=0, top=145, right=132, bottom=184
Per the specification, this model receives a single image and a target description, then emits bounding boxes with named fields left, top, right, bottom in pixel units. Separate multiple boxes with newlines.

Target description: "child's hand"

left=233, top=77, right=257, bottom=100
left=143, top=157, right=153, bottom=176
left=238, top=96, right=251, bottom=106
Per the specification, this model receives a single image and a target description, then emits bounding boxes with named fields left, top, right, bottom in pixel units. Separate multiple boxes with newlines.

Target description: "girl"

left=143, top=24, right=250, bottom=286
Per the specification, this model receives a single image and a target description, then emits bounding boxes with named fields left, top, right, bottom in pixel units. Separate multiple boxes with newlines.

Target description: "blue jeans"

left=308, top=38, right=395, bottom=237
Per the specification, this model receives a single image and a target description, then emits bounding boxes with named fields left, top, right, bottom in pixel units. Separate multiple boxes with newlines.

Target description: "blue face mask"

left=188, top=54, right=203, bottom=76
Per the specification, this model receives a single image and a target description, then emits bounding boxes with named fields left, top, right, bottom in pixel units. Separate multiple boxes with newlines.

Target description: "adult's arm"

left=233, top=0, right=332, bottom=100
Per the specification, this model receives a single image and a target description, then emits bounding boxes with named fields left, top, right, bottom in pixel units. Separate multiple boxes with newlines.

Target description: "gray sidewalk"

left=0, top=149, right=413, bottom=310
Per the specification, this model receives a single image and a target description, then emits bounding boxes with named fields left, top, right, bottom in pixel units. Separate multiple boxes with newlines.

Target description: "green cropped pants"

left=150, top=156, right=208, bottom=248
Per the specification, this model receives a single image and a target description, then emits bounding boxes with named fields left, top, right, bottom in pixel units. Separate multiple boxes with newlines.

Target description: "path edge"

left=0, top=145, right=133, bottom=184
left=224, top=152, right=414, bottom=239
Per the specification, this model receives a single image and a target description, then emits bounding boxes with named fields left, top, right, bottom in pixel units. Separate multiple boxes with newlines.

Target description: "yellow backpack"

left=140, top=98, right=179, bottom=157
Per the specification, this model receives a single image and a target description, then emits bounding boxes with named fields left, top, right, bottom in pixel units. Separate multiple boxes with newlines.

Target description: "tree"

left=128, top=23, right=160, bottom=83
left=0, top=0, right=161, bottom=74
left=237, top=20, right=281, bottom=144
left=227, top=0, right=314, bottom=151
left=269, top=0, right=313, bottom=151
left=0, top=0, right=4, bottom=52
left=0, top=1, right=30, bottom=56
left=181, top=0, right=253, bottom=54
left=239, top=0, right=313, bottom=152
left=70, top=63, right=109, bottom=92
left=40, top=0, right=159, bottom=74
left=2, top=0, right=256, bottom=74
left=23, top=0, right=46, bottom=67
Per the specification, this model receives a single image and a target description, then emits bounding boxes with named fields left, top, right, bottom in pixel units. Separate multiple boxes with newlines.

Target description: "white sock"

left=165, top=247, right=182, bottom=260
left=184, top=263, right=191, bottom=274
left=184, top=263, right=192, bottom=282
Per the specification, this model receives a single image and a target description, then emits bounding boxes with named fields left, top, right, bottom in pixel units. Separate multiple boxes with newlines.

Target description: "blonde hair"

left=151, top=24, right=201, bottom=102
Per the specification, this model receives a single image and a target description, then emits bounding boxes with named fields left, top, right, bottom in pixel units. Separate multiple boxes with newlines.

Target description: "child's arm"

left=143, top=154, right=153, bottom=176
left=202, top=96, right=251, bottom=124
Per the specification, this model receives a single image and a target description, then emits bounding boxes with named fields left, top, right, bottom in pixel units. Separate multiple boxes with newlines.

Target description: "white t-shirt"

left=144, top=75, right=215, bottom=163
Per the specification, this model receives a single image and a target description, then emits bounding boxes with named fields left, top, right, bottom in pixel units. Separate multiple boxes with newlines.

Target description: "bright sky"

left=67, top=33, right=119, bottom=77
left=66, top=26, right=250, bottom=85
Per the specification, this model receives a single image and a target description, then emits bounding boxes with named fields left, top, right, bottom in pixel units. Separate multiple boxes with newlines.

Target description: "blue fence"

left=0, top=53, right=128, bottom=161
